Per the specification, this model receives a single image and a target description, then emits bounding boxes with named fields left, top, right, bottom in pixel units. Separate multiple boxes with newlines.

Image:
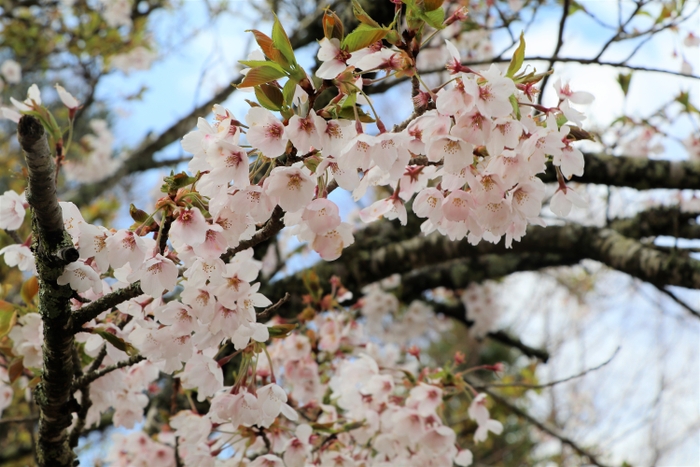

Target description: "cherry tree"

left=0, top=1, right=698, bottom=466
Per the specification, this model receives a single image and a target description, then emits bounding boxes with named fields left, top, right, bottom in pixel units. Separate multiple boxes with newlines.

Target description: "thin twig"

left=72, top=354, right=145, bottom=391
left=660, top=287, right=700, bottom=320
left=2, top=228, right=23, bottom=244
left=478, top=346, right=619, bottom=389
left=0, top=416, right=39, bottom=426
left=480, top=388, right=611, bottom=467
left=257, top=293, right=290, bottom=321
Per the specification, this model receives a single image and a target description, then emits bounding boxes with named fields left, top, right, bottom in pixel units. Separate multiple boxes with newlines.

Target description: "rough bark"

left=543, top=153, right=700, bottom=190
left=267, top=224, right=700, bottom=312
left=71, top=282, right=142, bottom=333
left=19, top=116, right=77, bottom=467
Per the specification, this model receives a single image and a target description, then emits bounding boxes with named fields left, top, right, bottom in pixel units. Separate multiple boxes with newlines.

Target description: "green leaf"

left=248, top=29, right=290, bottom=68
left=255, top=83, right=284, bottom=111
left=424, top=0, right=444, bottom=12
left=238, top=66, right=288, bottom=88
left=282, top=78, right=298, bottom=106
left=20, top=276, right=39, bottom=305
left=509, top=94, right=521, bottom=120
left=507, top=31, right=526, bottom=78
left=161, top=171, right=198, bottom=193
left=9, top=357, right=24, bottom=381
left=272, top=14, right=297, bottom=66
left=94, top=329, right=137, bottom=355
left=238, top=60, right=286, bottom=74
left=323, top=9, right=344, bottom=40
left=129, top=203, right=150, bottom=223
left=351, top=0, right=381, bottom=27
left=568, top=0, right=586, bottom=16
left=268, top=323, right=298, bottom=338
left=342, top=24, right=388, bottom=53
left=617, top=73, right=632, bottom=97
left=555, top=113, right=568, bottom=128
left=421, top=7, right=445, bottom=29
left=0, top=301, right=17, bottom=338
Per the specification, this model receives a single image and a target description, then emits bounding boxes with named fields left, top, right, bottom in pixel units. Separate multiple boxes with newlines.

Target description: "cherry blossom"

left=550, top=184, right=587, bottom=217
left=245, top=107, right=289, bottom=158
left=264, top=166, right=315, bottom=212
left=0, top=59, right=21, bottom=84
left=316, top=37, right=351, bottom=79
left=128, top=254, right=179, bottom=297
left=57, top=261, right=103, bottom=294
left=0, top=190, right=26, bottom=230
left=468, top=393, right=504, bottom=443
left=55, top=84, right=79, bottom=109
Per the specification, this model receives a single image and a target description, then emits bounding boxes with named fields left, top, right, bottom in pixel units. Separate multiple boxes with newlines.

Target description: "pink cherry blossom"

left=57, top=261, right=103, bottom=294
left=245, top=107, right=289, bottom=158
left=360, top=196, right=407, bottom=226
left=468, top=393, right=504, bottom=443
left=550, top=184, right=586, bottom=217
left=0, top=190, right=26, bottom=230
left=105, top=230, right=150, bottom=269
left=302, top=198, right=341, bottom=235
left=55, top=84, right=79, bottom=109
left=311, top=222, right=354, bottom=261
left=316, top=38, right=350, bottom=79
left=0, top=59, right=21, bottom=84
left=180, top=353, right=224, bottom=401
left=554, top=78, right=594, bottom=105
left=435, top=76, right=476, bottom=117
left=169, top=208, right=209, bottom=248
left=264, top=166, right=315, bottom=212
left=287, top=110, right=322, bottom=153
left=128, top=254, right=179, bottom=298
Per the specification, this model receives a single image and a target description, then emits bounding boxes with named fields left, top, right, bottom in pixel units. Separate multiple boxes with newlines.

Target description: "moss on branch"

left=19, top=115, right=78, bottom=467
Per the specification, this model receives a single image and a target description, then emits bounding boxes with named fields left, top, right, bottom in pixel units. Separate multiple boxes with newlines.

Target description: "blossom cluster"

left=0, top=8, right=594, bottom=466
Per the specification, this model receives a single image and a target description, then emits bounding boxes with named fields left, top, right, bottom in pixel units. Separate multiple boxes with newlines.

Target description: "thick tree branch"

left=19, top=115, right=77, bottom=467
left=608, top=206, right=700, bottom=240
left=568, top=153, right=700, bottom=190
left=268, top=224, right=700, bottom=313
left=18, top=116, right=64, bottom=246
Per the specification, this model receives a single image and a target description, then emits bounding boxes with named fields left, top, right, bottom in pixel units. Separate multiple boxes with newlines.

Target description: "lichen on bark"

left=19, top=115, right=78, bottom=467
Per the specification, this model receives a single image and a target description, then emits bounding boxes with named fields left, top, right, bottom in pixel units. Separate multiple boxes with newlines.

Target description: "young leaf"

left=94, top=329, right=137, bottom=355
left=9, top=357, right=24, bottom=382
left=282, top=78, right=298, bottom=106
left=342, top=24, right=388, bottom=53
left=507, top=31, right=526, bottom=78
left=268, top=323, right=298, bottom=338
left=424, top=0, right=444, bottom=11
left=421, top=7, right=445, bottom=29
left=323, top=9, right=344, bottom=40
left=255, top=83, right=284, bottom=111
left=0, top=300, right=17, bottom=338
left=351, top=0, right=381, bottom=27
left=248, top=29, right=290, bottom=68
left=238, top=66, right=288, bottom=88
left=129, top=203, right=150, bottom=223
left=238, top=60, right=286, bottom=74
left=21, top=276, right=39, bottom=305
left=272, top=14, right=297, bottom=66
left=617, top=73, right=632, bottom=97
left=509, top=94, right=521, bottom=120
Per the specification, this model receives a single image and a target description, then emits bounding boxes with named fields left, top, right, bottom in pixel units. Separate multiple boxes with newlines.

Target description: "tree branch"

left=268, top=224, right=700, bottom=312
left=72, top=282, right=143, bottom=332
left=72, top=354, right=146, bottom=391
left=19, top=115, right=77, bottom=467
left=481, top=387, right=611, bottom=467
